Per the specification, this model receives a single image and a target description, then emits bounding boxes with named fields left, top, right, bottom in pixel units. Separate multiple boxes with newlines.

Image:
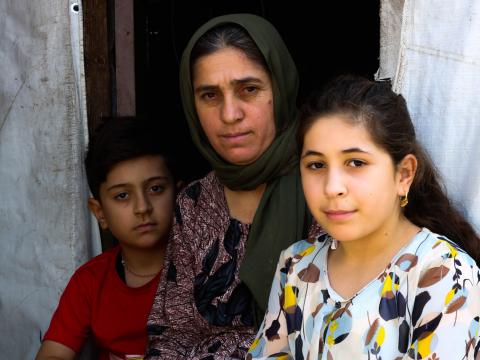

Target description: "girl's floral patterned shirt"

left=248, top=228, right=480, bottom=359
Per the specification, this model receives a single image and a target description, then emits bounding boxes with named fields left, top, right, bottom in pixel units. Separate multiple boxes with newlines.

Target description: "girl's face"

left=300, top=115, right=408, bottom=244
left=192, top=47, right=275, bottom=165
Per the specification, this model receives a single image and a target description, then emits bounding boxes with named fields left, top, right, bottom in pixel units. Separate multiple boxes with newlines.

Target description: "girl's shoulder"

left=282, top=233, right=331, bottom=260
left=402, top=228, right=479, bottom=277
left=409, top=228, right=476, bottom=262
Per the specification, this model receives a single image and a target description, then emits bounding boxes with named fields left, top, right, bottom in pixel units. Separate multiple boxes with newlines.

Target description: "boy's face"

left=88, top=155, right=175, bottom=251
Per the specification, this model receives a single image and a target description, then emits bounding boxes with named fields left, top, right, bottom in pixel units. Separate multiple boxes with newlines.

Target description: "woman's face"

left=192, top=47, right=275, bottom=165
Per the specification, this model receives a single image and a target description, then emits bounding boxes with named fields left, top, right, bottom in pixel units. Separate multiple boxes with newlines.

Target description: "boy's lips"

left=134, top=222, right=157, bottom=232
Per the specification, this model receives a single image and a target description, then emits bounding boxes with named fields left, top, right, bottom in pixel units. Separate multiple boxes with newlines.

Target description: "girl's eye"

left=306, top=161, right=325, bottom=170
left=114, top=192, right=128, bottom=200
left=347, top=159, right=366, bottom=167
left=150, top=185, right=165, bottom=193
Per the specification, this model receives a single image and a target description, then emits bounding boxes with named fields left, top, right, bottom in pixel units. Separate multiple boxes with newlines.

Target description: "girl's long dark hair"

left=298, top=75, right=480, bottom=263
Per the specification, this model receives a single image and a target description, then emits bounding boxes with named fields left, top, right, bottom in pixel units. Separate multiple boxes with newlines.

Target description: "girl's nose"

left=324, top=169, right=347, bottom=198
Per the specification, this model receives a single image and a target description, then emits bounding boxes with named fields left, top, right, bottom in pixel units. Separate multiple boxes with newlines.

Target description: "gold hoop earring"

left=400, top=191, right=409, bottom=208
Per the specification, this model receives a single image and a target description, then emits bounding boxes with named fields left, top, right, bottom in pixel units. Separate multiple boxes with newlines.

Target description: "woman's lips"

left=221, top=131, right=251, bottom=144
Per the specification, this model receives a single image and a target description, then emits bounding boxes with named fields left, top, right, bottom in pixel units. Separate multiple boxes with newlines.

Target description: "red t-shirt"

left=43, top=246, right=161, bottom=359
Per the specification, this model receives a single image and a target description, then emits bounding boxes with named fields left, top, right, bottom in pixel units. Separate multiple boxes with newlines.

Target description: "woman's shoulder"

left=177, top=171, right=222, bottom=205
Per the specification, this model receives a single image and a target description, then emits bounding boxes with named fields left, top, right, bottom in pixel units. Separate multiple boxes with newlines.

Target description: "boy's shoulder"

left=74, top=245, right=120, bottom=278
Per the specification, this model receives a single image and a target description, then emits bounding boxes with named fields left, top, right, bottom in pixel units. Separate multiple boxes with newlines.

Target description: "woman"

left=146, top=14, right=320, bottom=359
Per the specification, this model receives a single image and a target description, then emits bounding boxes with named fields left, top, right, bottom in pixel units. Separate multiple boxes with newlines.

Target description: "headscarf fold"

left=179, top=13, right=311, bottom=316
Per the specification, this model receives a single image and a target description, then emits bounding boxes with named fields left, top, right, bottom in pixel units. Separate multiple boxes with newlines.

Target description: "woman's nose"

left=221, top=95, right=243, bottom=124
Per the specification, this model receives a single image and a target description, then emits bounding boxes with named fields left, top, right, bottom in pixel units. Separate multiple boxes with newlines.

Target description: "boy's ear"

left=88, top=198, right=108, bottom=230
left=397, top=154, right=417, bottom=196
left=176, top=180, right=185, bottom=192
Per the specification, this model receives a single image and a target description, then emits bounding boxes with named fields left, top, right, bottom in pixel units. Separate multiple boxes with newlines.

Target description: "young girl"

left=247, top=76, right=480, bottom=359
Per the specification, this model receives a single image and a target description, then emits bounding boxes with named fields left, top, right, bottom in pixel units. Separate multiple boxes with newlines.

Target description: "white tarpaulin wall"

left=379, top=0, right=480, bottom=232
left=0, top=0, right=100, bottom=358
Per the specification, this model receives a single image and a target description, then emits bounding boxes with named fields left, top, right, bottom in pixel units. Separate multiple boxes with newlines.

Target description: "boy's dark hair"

left=298, top=74, right=480, bottom=263
left=85, top=117, right=177, bottom=199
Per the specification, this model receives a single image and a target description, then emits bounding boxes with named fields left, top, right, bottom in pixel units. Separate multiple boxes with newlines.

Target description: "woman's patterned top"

left=146, top=172, right=324, bottom=359
left=248, top=228, right=480, bottom=359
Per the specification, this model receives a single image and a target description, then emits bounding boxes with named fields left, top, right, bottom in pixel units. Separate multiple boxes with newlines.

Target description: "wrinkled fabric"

left=379, top=0, right=480, bottom=232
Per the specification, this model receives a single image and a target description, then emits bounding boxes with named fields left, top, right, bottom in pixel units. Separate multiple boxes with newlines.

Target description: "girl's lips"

left=324, top=210, right=356, bottom=221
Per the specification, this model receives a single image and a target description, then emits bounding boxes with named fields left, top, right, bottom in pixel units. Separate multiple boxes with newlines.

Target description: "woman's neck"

left=223, top=183, right=267, bottom=224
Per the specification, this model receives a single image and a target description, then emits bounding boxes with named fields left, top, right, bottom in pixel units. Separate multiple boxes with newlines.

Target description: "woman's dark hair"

left=297, top=75, right=480, bottom=262
left=85, top=117, right=178, bottom=199
left=190, top=23, right=269, bottom=77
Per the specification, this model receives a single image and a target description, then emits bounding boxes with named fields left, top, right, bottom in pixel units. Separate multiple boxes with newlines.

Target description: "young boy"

left=36, top=118, right=178, bottom=360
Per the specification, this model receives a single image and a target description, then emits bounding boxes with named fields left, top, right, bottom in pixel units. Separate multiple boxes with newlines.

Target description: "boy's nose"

left=134, top=194, right=153, bottom=215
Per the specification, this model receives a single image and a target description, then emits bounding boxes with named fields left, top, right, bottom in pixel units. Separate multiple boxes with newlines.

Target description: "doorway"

left=133, top=1, right=380, bottom=182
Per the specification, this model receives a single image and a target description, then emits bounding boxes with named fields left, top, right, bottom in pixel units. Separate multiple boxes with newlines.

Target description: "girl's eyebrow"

left=301, top=147, right=371, bottom=159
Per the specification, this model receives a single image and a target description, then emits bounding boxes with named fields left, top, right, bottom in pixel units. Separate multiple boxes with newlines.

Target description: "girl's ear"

left=397, top=154, right=418, bottom=195
left=88, top=198, right=108, bottom=230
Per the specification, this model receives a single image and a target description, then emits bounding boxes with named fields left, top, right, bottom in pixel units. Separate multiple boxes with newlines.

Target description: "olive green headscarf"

left=179, top=14, right=311, bottom=322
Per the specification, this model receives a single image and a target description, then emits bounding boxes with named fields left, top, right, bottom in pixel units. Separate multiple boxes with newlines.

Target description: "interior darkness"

left=134, top=1, right=380, bottom=183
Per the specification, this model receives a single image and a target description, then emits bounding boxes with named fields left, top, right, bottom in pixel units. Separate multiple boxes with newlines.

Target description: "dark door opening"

left=134, top=1, right=380, bottom=183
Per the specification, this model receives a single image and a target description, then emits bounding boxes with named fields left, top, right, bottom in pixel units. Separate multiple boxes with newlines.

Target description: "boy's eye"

left=306, top=161, right=325, bottom=170
left=114, top=192, right=128, bottom=200
left=347, top=159, right=366, bottom=167
left=150, top=185, right=165, bottom=193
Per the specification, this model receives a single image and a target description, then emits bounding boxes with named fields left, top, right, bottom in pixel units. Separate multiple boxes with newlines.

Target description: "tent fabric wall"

left=0, top=0, right=100, bottom=358
left=379, top=0, right=480, bottom=232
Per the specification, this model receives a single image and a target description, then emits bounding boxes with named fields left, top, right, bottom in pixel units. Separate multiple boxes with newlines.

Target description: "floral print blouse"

left=248, top=228, right=480, bottom=359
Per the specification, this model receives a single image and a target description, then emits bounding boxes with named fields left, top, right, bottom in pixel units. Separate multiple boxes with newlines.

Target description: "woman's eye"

left=114, top=192, right=128, bottom=200
left=201, top=92, right=217, bottom=101
left=307, top=162, right=325, bottom=170
left=244, top=86, right=258, bottom=93
left=347, top=159, right=366, bottom=167
left=150, top=185, right=165, bottom=193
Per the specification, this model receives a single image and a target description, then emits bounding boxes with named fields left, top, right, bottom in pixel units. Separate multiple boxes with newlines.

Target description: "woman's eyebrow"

left=231, top=77, right=264, bottom=86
